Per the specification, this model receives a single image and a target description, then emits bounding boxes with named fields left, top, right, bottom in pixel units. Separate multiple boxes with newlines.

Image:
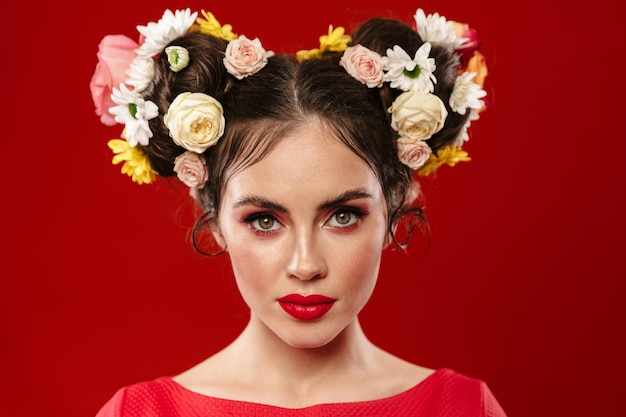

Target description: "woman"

left=90, top=6, right=503, bottom=415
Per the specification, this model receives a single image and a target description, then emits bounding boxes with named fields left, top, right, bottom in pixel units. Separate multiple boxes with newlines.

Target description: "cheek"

left=228, top=248, right=266, bottom=308
left=333, top=230, right=385, bottom=297
left=226, top=238, right=282, bottom=301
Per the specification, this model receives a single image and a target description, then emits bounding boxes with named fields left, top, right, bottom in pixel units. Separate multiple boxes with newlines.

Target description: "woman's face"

left=215, top=122, right=389, bottom=348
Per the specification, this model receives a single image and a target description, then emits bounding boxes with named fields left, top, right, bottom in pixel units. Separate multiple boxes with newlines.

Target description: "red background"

left=1, top=0, right=624, bottom=416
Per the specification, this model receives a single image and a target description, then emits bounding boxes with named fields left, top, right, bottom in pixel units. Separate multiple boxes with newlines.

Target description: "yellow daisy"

left=296, top=48, right=323, bottom=62
left=319, top=25, right=351, bottom=52
left=296, top=25, right=351, bottom=62
left=438, top=145, right=471, bottom=166
left=191, top=10, right=238, bottom=41
left=417, top=145, right=471, bottom=176
left=108, top=139, right=157, bottom=185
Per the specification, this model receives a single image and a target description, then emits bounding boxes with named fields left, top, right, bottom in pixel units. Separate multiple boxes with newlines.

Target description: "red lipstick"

left=278, top=294, right=336, bottom=320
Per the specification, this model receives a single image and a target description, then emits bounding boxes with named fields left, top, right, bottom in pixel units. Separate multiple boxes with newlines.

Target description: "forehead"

left=223, top=122, right=383, bottom=203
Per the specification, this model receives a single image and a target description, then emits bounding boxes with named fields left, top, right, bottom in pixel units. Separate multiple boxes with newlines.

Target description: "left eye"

left=245, top=213, right=282, bottom=233
left=254, top=216, right=277, bottom=231
left=327, top=209, right=360, bottom=228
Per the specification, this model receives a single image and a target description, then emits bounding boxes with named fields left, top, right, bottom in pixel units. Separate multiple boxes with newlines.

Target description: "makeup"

left=278, top=294, right=336, bottom=320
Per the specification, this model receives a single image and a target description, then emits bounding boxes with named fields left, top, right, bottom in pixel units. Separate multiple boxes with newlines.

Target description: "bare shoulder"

left=370, top=347, right=436, bottom=397
left=171, top=350, right=237, bottom=396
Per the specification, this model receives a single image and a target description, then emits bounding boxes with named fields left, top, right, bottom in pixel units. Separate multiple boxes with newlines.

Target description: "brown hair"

left=140, top=17, right=468, bottom=253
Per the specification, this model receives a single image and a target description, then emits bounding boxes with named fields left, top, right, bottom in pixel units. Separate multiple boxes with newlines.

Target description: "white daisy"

left=125, top=56, right=155, bottom=93
left=449, top=72, right=487, bottom=115
left=109, top=83, right=159, bottom=147
left=382, top=43, right=436, bottom=93
left=414, top=8, right=468, bottom=49
left=453, top=110, right=480, bottom=147
left=136, top=8, right=198, bottom=58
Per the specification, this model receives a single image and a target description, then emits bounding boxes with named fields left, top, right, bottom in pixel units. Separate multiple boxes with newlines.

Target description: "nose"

left=286, top=228, right=328, bottom=281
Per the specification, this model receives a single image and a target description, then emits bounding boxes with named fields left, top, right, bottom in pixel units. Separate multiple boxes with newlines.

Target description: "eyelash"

left=243, top=207, right=367, bottom=234
left=245, top=213, right=282, bottom=234
left=326, top=207, right=366, bottom=230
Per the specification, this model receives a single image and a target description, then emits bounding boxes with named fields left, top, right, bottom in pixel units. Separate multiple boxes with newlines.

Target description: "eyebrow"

left=232, top=195, right=287, bottom=212
left=319, top=188, right=373, bottom=210
left=231, top=188, right=373, bottom=211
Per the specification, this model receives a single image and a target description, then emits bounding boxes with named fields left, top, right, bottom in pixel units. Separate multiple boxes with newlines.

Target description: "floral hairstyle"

left=90, top=7, right=488, bottom=251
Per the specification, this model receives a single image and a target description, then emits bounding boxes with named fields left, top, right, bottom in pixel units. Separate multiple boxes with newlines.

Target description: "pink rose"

left=340, top=45, right=384, bottom=88
left=397, top=137, right=432, bottom=170
left=89, top=35, right=139, bottom=126
left=223, top=35, right=273, bottom=79
left=173, top=151, right=209, bottom=188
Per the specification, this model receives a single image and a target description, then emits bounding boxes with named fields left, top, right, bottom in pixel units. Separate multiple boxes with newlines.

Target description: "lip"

left=278, top=294, right=336, bottom=320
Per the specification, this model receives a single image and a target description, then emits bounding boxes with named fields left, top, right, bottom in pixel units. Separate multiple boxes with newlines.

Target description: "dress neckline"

left=160, top=367, right=450, bottom=411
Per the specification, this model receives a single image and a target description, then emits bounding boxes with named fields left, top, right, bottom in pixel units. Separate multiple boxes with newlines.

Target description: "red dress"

left=96, top=368, right=506, bottom=416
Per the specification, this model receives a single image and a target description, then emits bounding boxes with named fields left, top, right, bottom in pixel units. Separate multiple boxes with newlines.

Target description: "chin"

left=275, top=325, right=345, bottom=350
left=285, top=338, right=334, bottom=349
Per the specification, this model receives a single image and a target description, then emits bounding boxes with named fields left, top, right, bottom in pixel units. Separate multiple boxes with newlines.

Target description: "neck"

left=228, top=315, right=378, bottom=390
left=174, top=312, right=427, bottom=408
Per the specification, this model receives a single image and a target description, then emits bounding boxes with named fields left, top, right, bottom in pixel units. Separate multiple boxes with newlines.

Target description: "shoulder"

left=405, top=368, right=507, bottom=417
left=95, top=377, right=188, bottom=417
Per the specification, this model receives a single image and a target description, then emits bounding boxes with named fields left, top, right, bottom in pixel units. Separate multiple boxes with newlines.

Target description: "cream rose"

left=164, top=92, right=225, bottom=153
left=340, top=45, right=384, bottom=88
left=388, top=91, right=448, bottom=141
left=397, top=137, right=432, bottom=170
left=223, top=35, right=273, bottom=79
left=173, top=151, right=208, bottom=188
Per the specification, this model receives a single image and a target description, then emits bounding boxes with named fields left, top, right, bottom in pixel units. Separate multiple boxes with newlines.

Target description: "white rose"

left=164, top=92, right=225, bottom=153
left=388, top=91, right=448, bottom=141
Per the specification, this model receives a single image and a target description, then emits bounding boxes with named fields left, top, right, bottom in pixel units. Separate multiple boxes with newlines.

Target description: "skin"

left=174, top=119, right=433, bottom=408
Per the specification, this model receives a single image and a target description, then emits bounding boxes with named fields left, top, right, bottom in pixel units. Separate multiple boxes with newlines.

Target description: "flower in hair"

left=165, top=46, right=190, bottom=72
left=164, top=92, right=225, bottom=153
left=109, top=83, right=159, bottom=147
left=192, top=9, right=238, bottom=41
left=136, top=9, right=198, bottom=58
left=173, top=151, right=209, bottom=188
left=382, top=43, right=436, bottom=93
left=414, top=8, right=469, bottom=49
left=388, top=90, right=448, bottom=141
left=454, top=110, right=480, bottom=147
left=465, top=50, right=488, bottom=91
left=449, top=72, right=487, bottom=115
left=296, top=48, right=322, bottom=62
left=340, top=45, right=384, bottom=88
left=296, top=26, right=351, bottom=61
left=417, top=145, right=471, bottom=176
left=125, top=56, right=155, bottom=92
left=453, top=22, right=482, bottom=64
left=320, top=25, right=351, bottom=52
left=224, top=35, right=274, bottom=79
left=397, top=138, right=432, bottom=170
left=108, top=138, right=157, bottom=184
left=90, top=35, right=140, bottom=126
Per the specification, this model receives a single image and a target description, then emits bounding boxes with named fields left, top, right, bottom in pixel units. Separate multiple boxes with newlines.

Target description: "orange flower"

left=466, top=51, right=488, bottom=88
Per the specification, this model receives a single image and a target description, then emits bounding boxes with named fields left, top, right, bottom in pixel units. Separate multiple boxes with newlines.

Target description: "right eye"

left=246, top=214, right=282, bottom=233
